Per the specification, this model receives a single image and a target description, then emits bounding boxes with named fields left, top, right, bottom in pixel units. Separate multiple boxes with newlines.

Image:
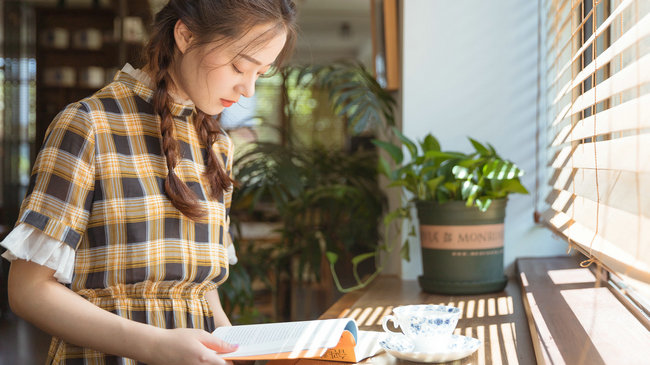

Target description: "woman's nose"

left=237, top=76, right=256, bottom=98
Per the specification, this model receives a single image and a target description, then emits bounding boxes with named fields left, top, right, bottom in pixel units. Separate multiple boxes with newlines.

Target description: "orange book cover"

left=213, top=319, right=382, bottom=363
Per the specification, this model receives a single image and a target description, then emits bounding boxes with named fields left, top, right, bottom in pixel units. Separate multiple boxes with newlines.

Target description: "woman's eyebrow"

left=239, top=54, right=271, bottom=66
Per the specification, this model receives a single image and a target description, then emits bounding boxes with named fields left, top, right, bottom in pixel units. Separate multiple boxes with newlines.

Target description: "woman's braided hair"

left=143, top=0, right=297, bottom=220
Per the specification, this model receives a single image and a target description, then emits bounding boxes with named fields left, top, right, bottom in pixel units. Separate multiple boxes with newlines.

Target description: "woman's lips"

left=220, top=99, right=235, bottom=107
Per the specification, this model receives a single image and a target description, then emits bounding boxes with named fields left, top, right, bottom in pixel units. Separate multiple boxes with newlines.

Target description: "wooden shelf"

left=34, top=6, right=142, bottom=154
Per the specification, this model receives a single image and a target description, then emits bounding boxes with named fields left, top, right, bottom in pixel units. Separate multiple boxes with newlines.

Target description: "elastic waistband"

left=76, top=280, right=217, bottom=300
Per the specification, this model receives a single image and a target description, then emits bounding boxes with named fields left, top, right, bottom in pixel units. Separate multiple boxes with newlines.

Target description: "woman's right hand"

left=147, top=327, right=238, bottom=365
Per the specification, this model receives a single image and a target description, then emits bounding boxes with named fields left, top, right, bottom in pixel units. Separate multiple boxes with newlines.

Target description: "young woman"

left=1, top=1, right=296, bottom=364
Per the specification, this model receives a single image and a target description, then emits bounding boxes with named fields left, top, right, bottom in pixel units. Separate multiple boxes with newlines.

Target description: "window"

left=540, top=0, right=650, bottom=318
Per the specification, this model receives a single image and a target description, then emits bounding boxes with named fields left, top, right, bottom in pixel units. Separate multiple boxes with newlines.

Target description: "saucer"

left=378, top=333, right=481, bottom=363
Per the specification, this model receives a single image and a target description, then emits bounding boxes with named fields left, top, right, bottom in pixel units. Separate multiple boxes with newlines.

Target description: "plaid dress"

left=17, top=70, right=233, bottom=364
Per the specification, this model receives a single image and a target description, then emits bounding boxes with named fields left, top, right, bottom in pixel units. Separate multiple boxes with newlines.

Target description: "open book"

left=212, top=318, right=383, bottom=362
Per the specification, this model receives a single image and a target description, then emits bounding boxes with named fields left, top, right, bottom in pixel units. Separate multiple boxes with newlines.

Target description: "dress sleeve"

left=1, top=223, right=76, bottom=283
left=11, top=102, right=96, bottom=261
left=223, top=133, right=237, bottom=265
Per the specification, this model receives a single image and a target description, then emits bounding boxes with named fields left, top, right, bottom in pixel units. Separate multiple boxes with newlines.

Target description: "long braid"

left=157, top=78, right=206, bottom=220
left=147, top=8, right=206, bottom=220
left=194, top=112, right=235, bottom=201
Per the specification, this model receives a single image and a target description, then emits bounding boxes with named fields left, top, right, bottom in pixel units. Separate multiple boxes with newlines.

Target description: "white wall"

left=400, top=0, right=568, bottom=279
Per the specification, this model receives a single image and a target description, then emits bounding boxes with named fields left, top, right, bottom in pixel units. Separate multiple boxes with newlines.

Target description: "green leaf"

left=392, top=128, right=418, bottom=161
left=334, top=89, right=364, bottom=107
left=326, top=251, right=339, bottom=264
left=424, top=150, right=467, bottom=160
left=443, top=181, right=459, bottom=197
left=476, top=197, right=493, bottom=211
left=457, top=158, right=484, bottom=168
left=461, top=180, right=480, bottom=200
left=400, top=239, right=410, bottom=261
left=387, top=180, right=410, bottom=188
left=372, top=139, right=403, bottom=164
left=383, top=207, right=409, bottom=226
left=487, top=143, right=500, bottom=158
left=500, top=179, right=530, bottom=194
left=377, top=156, right=393, bottom=178
left=452, top=166, right=471, bottom=179
left=469, top=138, right=491, bottom=156
left=437, top=189, right=450, bottom=203
left=420, top=165, right=441, bottom=179
left=344, top=101, right=368, bottom=127
left=420, top=134, right=441, bottom=153
left=483, top=160, right=524, bottom=180
left=352, top=108, right=373, bottom=134
left=425, top=176, right=445, bottom=197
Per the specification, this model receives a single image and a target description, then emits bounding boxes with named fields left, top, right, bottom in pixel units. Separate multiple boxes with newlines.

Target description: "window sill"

left=517, top=256, right=650, bottom=365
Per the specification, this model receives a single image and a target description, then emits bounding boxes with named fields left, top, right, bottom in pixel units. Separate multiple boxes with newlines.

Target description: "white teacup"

left=381, top=304, right=461, bottom=350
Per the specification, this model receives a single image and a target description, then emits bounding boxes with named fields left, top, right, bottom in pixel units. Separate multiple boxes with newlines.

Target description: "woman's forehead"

left=207, top=23, right=287, bottom=64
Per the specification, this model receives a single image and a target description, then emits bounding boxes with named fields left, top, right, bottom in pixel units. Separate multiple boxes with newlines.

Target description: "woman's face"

left=172, top=22, right=287, bottom=115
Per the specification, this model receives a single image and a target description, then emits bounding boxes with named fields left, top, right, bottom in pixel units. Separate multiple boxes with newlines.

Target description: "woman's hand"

left=147, top=328, right=238, bottom=365
left=8, top=259, right=238, bottom=364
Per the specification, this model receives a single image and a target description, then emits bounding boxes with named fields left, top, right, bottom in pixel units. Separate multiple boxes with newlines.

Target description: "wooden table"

left=317, top=276, right=536, bottom=365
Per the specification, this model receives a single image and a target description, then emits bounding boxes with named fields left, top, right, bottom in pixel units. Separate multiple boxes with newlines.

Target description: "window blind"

left=541, top=0, right=650, bottom=284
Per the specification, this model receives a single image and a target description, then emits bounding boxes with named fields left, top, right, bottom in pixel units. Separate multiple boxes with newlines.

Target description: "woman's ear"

left=174, top=20, right=193, bottom=54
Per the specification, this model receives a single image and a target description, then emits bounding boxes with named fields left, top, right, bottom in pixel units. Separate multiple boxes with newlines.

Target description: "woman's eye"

left=232, top=64, right=243, bottom=74
left=258, top=68, right=271, bottom=77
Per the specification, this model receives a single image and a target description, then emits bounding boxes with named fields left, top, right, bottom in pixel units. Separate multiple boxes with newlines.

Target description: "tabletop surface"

left=318, top=276, right=536, bottom=365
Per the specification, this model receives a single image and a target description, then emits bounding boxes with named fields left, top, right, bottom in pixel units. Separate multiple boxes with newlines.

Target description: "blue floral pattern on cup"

left=382, top=304, right=461, bottom=339
left=378, top=333, right=415, bottom=353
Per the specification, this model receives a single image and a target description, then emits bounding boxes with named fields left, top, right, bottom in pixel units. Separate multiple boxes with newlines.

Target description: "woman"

left=1, top=1, right=296, bottom=364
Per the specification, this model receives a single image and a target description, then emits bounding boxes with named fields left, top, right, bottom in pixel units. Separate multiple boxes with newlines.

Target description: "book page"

left=214, top=318, right=358, bottom=358
left=355, top=331, right=384, bottom=360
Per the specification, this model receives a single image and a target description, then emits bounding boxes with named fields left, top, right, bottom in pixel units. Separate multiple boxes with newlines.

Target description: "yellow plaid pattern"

left=18, top=70, right=233, bottom=364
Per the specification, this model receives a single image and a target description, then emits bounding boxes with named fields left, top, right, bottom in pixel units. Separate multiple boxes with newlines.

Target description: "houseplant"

left=222, top=62, right=391, bottom=320
left=372, top=128, right=529, bottom=294
left=292, top=61, right=528, bottom=295
left=231, top=141, right=386, bottom=319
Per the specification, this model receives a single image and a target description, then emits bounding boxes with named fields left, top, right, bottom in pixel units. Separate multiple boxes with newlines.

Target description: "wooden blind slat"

left=550, top=0, right=635, bottom=88
left=551, top=93, right=650, bottom=146
left=565, top=53, right=650, bottom=120
left=549, top=167, right=650, bottom=218
left=567, top=13, right=650, bottom=100
left=551, top=12, right=650, bottom=105
left=542, top=204, right=650, bottom=283
left=551, top=134, right=650, bottom=172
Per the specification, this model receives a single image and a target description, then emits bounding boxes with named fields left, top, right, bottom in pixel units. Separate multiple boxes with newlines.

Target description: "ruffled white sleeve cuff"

left=1, top=223, right=76, bottom=284
left=227, top=242, right=238, bottom=265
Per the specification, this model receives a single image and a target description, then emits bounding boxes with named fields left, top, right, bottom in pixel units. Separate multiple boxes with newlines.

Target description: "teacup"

left=381, top=304, right=461, bottom=350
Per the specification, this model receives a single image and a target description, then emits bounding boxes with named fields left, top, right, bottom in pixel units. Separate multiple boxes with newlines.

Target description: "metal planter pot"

left=415, top=199, right=508, bottom=294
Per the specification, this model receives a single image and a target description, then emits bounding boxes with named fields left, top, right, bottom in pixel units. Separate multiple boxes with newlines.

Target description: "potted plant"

left=292, top=61, right=528, bottom=295
left=224, top=62, right=391, bottom=320
left=371, top=129, right=529, bottom=294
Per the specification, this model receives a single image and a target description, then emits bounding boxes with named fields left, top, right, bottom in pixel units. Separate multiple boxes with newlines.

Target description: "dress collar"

left=115, top=64, right=196, bottom=118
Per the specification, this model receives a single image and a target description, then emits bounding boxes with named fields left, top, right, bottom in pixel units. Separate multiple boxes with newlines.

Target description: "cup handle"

left=381, top=315, right=400, bottom=334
